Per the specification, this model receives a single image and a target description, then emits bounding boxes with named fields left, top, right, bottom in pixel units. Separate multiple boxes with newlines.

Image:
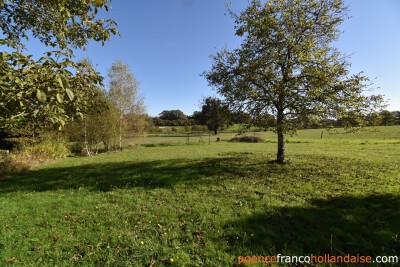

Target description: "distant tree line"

left=152, top=97, right=232, bottom=134
left=152, top=106, right=400, bottom=133
left=301, top=110, right=400, bottom=129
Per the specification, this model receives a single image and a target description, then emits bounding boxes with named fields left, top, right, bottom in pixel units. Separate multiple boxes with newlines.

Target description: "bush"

left=21, top=140, right=69, bottom=161
left=230, top=136, right=264, bottom=143
left=149, top=127, right=163, bottom=134
left=0, top=153, right=31, bottom=179
left=171, top=127, right=185, bottom=133
left=0, top=132, right=69, bottom=178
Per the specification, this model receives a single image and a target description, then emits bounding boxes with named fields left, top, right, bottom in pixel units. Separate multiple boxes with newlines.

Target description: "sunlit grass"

left=1, top=126, right=399, bottom=266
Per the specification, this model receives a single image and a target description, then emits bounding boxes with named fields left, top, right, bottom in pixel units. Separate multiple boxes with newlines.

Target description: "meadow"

left=1, top=126, right=399, bottom=266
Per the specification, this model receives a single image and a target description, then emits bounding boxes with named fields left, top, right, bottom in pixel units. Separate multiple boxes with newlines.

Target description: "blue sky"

left=25, top=0, right=400, bottom=116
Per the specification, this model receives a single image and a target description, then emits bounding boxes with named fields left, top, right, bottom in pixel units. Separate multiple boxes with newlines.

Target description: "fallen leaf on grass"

left=4, top=257, right=18, bottom=263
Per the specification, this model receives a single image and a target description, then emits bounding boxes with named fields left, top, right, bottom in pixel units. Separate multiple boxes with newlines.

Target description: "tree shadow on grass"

left=0, top=156, right=249, bottom=194
left=225, top=194, right=400, bottom=260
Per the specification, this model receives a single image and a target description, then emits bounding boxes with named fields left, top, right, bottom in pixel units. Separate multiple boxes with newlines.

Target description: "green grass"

left=126, top=125, right=400, bottom=145
left=1, top=126, right=400, bottom=266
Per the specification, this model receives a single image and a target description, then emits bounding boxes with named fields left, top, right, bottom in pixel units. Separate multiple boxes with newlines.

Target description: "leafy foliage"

left=65, top=86, right=119, bottom=156
left=153, top=110, right=190, bottom=126
left=158, top=110, right=188, bottom=122
left=0, top=0, right=119, bottom=129
left=0, top=54, right=104, bottom=129
left=0, top=0, right=118, bottom=53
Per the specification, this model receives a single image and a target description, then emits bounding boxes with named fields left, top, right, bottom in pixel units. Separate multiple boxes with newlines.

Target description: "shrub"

left=184, top=125, right=192, bottom=132
left=171, top=127, right=186, bottom=133
left=0, top=153, right=31, bottom=179
left=0, top=132, right=69, bottom=178
left=149, top=127, right=163, bottom=134
left=21, top=140, right=69, bottom=161
left=230, top=136, right=264, bottom=143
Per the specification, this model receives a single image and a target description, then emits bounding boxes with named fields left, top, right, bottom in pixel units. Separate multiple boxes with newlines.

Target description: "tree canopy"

left=203, top=0, right=384, bottom=163
left=158, top=110, right=188, bottom=122
left=199, top=97, right=230, bottom=134
left=0, top=0, right=119, bottom=129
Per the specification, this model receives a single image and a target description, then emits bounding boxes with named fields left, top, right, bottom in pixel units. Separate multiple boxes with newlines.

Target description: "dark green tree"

left=230, top=111, right=252, bottom=125
left=0, top=0, right=119, bottom=129
left=203, top=0, right=384, bottom=163
left=392, top=111, right=400, bottom=125
left=158, top=110, right=188, bottom=122
left=380, top=110, right=396, bottom=126
left=189, top=111, right=204, bottom=125
left=199, top=97, right=230, bottom=134
left=364, top=112, right=381, bottom=126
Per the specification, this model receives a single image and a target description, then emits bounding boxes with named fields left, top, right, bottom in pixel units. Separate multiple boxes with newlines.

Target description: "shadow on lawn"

left=225, top=194, right=400, bottom=258
left=0, top=156, right=254, bottom=193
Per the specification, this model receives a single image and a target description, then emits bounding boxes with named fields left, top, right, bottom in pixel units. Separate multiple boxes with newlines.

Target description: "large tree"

left=158, top=110, right=188, bottom=122
left=203, top=0, right=383, bottom=164
left=199, top=97, right=230, bottom=134
left=0, top=0, right=118, bottom=129
left=108, top=60, right=145, bottom=149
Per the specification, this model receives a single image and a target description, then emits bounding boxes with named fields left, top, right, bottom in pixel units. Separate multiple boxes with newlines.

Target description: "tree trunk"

left=119, top=115, right=123, bottom=150
left=103, top=138, right=109, bottom=151
left=277, top=129, right=285, bottom=164
left=276, top=108, right=285, bottom=164
left=84, top=121, right=92, bottom=157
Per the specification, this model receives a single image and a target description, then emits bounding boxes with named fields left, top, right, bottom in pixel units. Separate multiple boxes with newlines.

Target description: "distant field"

left=0, top=126, right=399, bottom=266
left=125, top=125, right=400, bottom=145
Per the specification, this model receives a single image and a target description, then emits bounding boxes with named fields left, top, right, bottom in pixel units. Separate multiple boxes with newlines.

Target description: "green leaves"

left=56, top=93, right=64, bottom=104
left=66, top=89, right=74, bottom=101
left=36, top=90, right=47, bottom=103
left=0, top=51, right=104, bottom=129
left=0, top=0, right=119, bottom=54
left=0, top=0, right=118, bottom=130
left=57, top=76, right=64, bottom=89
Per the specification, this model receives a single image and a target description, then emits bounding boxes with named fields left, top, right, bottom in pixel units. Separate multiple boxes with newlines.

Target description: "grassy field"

left=1, top=126, right=399, bottom=266
left=126, top=125, right=400, bottom=145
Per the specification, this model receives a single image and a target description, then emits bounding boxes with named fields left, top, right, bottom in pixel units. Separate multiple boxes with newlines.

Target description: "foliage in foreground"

left=0, top=130, right=399, bottom=266
left=0, top=0, right=118, bottom=129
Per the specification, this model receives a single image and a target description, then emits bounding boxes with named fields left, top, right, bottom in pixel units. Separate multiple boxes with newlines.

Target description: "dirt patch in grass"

left=230, top=135, right=264, bottom=143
